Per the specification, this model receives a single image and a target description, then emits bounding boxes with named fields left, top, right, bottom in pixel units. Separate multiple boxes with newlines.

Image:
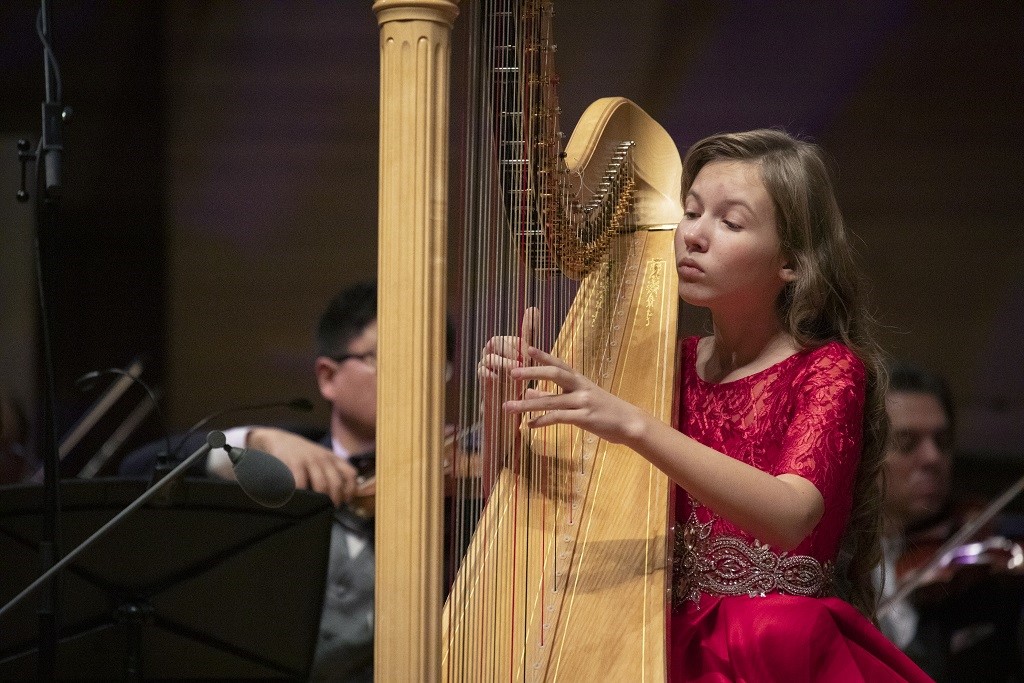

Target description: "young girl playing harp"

left=481, top=129, right=932, bottom=681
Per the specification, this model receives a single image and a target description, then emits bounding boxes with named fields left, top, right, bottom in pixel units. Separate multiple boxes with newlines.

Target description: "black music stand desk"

left=0, top=478, right=333, bottom=679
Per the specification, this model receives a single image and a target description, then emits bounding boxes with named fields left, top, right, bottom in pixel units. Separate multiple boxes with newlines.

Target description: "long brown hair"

left=681, top=129, right=888, bottom=619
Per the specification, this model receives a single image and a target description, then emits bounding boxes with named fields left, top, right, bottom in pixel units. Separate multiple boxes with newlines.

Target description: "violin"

left=879, top=471, right=1024, bottom=616
left=895, top=532, right=1024, bottom=609
left=348, top=474, right=377, bottom=519
left=347, top=425, right=483, bottom=519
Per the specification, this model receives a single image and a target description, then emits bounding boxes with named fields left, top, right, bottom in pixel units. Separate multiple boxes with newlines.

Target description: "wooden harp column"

left=372, top=1, right=460, bottom=681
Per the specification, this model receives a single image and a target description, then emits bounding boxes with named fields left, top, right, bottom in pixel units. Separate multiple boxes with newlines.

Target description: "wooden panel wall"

left=1, top=1, right=1021, bottom=477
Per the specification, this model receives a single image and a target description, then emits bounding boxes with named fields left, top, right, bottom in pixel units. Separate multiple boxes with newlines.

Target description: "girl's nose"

left=680, top=218, right=709, bottom=253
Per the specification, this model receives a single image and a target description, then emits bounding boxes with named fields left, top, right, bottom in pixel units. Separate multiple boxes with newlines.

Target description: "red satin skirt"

left=669, top=593, right=933, bottom=682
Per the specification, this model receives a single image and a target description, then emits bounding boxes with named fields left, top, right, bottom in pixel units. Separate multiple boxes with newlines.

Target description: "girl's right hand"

left=477, top=307, right=540, bottom=490
left=477, top=306, right=540, bottom=385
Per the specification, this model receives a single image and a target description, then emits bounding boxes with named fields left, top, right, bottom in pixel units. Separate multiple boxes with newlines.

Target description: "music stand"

left=0, top=477, right=333, bottom=679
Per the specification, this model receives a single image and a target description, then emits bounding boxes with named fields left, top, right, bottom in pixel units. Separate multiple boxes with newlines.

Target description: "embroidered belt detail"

left=673, top=508, right=833, bottom=609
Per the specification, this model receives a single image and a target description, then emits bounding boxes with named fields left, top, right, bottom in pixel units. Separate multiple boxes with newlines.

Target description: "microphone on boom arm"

left=165, top=397, right=313, bottom=508
left=76, top=366, right=310, bottom=508
left=169, top=397, right=313, bottom=465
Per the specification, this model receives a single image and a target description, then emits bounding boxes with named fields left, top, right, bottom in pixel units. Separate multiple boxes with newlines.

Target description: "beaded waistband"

left=673, top=508, right=833, bottom=609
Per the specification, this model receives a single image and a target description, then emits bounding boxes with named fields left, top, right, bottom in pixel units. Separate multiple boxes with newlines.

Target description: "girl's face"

left=674, top=160, right=796, bottom=314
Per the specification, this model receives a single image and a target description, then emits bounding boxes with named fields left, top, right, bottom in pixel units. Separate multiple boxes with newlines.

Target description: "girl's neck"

left=703, top=308, right=798, bottom=383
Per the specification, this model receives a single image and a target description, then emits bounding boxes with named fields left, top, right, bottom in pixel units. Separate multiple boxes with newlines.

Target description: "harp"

left=373, top=1, right=682, bottom=680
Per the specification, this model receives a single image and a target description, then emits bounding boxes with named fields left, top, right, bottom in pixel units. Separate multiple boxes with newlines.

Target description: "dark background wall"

left=0, top=2, right=166, bottom=474
left=1, top=2, right=1021, bottom=495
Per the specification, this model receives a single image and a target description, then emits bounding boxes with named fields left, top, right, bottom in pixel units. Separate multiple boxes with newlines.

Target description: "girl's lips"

left=678, top=258, right=704, bottom=279
left=678, top=257, right=703, bottom=272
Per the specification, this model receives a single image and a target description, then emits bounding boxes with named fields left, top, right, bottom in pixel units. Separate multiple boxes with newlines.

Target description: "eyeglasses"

left=332, top=351, right=377, bottom=369
left=329, top=351, right=454, bottom=381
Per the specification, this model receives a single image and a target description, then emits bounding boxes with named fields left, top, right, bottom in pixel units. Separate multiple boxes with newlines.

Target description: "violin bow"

left=877, top=470, right=1024, bottom=617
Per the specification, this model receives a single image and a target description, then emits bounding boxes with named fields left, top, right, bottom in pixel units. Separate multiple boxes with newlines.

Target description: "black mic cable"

left=75, top=376, right=304, bottom=509
left=169, top=397, right=314, bottom=464
left=159, top=398, right=313, bottom=506
left=75, top=368, right=311, bottom=502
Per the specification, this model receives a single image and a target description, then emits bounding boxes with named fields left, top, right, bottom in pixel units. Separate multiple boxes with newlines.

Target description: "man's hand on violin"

left=247, top=426, right=359, bottom=507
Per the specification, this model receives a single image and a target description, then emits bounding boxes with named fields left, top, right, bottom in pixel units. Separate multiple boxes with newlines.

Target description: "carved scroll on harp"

left=437, top=1, right=684, bottom=681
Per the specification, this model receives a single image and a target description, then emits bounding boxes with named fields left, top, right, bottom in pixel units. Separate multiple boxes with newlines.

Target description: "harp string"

left=447, top=1, right=640, bottom=678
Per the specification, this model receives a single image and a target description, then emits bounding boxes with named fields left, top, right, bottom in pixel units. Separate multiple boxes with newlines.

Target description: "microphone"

left=163, top=397, right=312, bottom=506
left=37, top=4, right=65, bottom=201
left=41, top=102, right=63, bottom=200
left=224, top=445, right=296, bottom=508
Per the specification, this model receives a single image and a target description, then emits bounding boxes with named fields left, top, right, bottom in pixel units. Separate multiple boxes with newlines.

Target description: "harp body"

left=373, top=2, right=682, bottom=680
left=443, top=97, right=681, bottom=682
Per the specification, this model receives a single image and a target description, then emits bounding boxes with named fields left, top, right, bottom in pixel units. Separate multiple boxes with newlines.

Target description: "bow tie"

left=348, top=451, right=375, bottom=479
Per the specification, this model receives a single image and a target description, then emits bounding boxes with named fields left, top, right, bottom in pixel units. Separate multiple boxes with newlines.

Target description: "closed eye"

left=683, top=210, right=700, bottom=220
left=723, top=220, right=742, bottom=231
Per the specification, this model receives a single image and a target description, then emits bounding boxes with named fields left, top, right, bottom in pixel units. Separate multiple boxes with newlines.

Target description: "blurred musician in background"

left=121, top=278, right=462, bottom=679
left=120, top=281, right=376, bottom=680
left=198, top=279, right=460, bottom=680
left=221, top=281, right=377, bottom=681
left=877, top=361, right=1024, bottom=682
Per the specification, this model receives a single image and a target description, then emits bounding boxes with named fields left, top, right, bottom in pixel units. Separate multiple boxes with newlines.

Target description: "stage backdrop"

left=0, top=1, right=1021, bottom=484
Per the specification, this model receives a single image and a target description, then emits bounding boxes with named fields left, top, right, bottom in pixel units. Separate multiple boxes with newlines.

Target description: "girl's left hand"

left=504, top=346, right=646, bottom=446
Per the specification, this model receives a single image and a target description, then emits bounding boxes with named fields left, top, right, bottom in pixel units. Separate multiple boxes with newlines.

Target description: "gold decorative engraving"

left=642, top=259, right=664, bottom=328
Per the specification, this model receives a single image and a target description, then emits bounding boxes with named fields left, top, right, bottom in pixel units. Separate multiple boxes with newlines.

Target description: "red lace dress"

left=669, top=336, right=931, bottom=682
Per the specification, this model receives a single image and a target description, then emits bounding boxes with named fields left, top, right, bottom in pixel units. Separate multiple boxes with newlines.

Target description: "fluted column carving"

left=372, top=1, right=459, bottom=681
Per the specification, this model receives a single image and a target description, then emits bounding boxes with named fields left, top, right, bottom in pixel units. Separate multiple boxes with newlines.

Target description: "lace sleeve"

left=775, top=344, right=865, bottom=510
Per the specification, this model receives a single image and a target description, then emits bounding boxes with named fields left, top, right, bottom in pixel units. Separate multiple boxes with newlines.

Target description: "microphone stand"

left=0, top=431, right=228, bottom=627
left=13, top=0, right=70, bottom=676
left=151, top=397, right=313, bottom=494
